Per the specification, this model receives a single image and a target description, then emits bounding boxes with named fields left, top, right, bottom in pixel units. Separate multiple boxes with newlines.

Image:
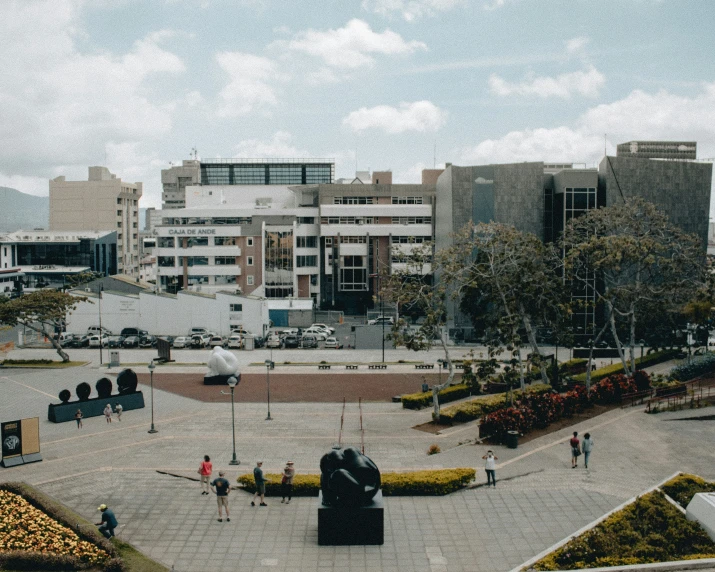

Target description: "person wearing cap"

left=482, top=450, right=498, bottom=487
left=281, top=461, right=295, bottom=504
left=210, top=470, right=231, bottom=522
left=251, top=461, right=267, bottom=507
left=95, top=504, right=118, bottom=538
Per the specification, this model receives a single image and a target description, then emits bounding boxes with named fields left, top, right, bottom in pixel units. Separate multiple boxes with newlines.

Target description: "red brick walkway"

left=137, top=372, right=461, bottom=403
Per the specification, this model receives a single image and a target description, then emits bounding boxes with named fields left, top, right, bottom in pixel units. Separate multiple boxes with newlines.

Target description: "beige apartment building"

left=49, top=166, right=143, bottom=276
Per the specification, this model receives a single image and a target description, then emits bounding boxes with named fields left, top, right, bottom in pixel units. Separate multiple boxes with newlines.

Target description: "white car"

left=303, top=327, right=327, bottom=340
left=227, top=334, right=243, bottom=349
left=311, top=323, right=335, bottom=335
left=325, top=337, right=343, bottom=349
left=172, top=336, right=189, bottom=348
left=208, top=335, right=226, bottom=348
left=88, top=334, right=108, bottom=348
left=265, top=335, right=282, bottom=349
left=368, top=316, right=394, bottom=326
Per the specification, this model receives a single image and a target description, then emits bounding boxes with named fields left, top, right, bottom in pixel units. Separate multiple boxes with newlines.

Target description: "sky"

left=1, top=0, right=715, bottom=212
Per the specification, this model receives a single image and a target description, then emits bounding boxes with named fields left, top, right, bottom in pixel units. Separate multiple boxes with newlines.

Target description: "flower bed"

left=530, top=491, right=715, bottom=570
left=437, top=384, right=552, bottom=424
left=0, top=487, right=113, bottom=570
left=237, top=468, right=475, bottom=496
left=572, top=349, right=678, bottom=383
left=660, top=473, right=715, bottom=508
left=670, top=353, right=715, bottom=381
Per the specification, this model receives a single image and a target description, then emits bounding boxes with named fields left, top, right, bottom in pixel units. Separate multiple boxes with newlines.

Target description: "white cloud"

left=215, top=52, right=285, bottom=117
left=566, top=36, right=590, bottom=55
left=233, top=131, right=310, bottom=158
left=461, top=82, right=715, bottom=165
left=488, top=65, right=605, bottom=99
left=362, top=0, right=463, bottom=21
left=343, top=101, right=447, bottom=134
left=483, top=0, right=507, bottom=10
left=286, top=19, right=426, bottom=69
left=0, top=2, right=186, bottom=178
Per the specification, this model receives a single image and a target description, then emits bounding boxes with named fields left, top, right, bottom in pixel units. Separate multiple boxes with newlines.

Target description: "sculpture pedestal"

left=317, top=490, right=384, bottom=545
left=203, top=374, right=232, bottom=385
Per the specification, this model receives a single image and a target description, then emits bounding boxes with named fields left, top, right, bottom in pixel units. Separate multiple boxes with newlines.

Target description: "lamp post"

left=639, top=339, right=645, bottom=364
left=222, top=376, right=240, bottom=465
left=147, top=361, right=157, bottom=434
left=265, top=360, right=274, bottom=421
left=98, top=284, right=103, bottom=366
left=437, top=358, right=443, bottom=385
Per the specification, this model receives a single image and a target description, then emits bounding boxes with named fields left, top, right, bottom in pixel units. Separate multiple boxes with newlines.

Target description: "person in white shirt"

left=482, top=450, right=498, bottom=487
left=581, top=433, right=594, bottom=469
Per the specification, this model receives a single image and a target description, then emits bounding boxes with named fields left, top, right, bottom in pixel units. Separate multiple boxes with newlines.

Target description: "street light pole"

left=265, top=360, right=273, bottom=421
left=225, top=376, right=240, bottom=465
left=98, top=284, right=103, bottom=366
left=147, top=361, right=157, bottom=434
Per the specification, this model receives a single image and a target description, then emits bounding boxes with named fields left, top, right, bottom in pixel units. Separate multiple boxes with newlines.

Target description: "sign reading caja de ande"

left=157, top=226, right=243, bottom=238
left=168, top=228, right=216, bottom=236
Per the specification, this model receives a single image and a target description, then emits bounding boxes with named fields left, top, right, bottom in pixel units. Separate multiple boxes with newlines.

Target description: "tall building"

left=49, top=167, right=142, bottom=276
left=161, top=160, right=200, bottom=209
left=200, top=158, right=334, bottom=186
left=616, top=140, right=697, bottom=161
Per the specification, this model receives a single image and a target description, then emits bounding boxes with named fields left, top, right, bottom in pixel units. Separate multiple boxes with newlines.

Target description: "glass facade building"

left=201, top=159, right=334, bottom=186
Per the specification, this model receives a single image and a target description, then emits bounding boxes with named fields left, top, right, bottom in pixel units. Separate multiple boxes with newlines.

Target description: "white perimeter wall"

left=67, top=291, right=269, bottom=336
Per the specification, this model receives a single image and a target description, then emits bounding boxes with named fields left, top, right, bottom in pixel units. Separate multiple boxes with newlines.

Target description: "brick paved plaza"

left=1, top=348, right=714, bottom=571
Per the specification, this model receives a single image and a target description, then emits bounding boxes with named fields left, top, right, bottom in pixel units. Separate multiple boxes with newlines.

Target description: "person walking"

left=582, top=432, right=594, bottom=469
left=570, top=431, right=581, bottom=468
left=103, top=404, right=112, bottom=424
left=114, top=402, right=123, bottom=421
left=96, top=504, right=118, bottom=539
left=75, top=409, right=83, bottom=429
left=482, top=450, right=498, bottom=487
left=198, top=455, right=213, bottom=495
left=281, top=461, right=295, bottom=504
left=210, top=470, right=231, bottom=522
left=251, top=461, right=267, bottom=507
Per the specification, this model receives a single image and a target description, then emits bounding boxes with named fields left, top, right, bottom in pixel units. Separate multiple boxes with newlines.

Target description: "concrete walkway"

left=0, top=359, right=712, bottom=571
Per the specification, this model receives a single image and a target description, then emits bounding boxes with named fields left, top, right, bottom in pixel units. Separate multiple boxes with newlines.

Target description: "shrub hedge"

left=572, top=349, right=678, bottom=383
left=438, top=384, right=552, bottom=424
left=670, top=353, right=715, bottom=382
left=660, top=473, right=715, bottom=508
left=236, top=468, right=476, bottom=497
left=401, top=383, right=472, bottom=410
left=559, top=358, right=587, bottom=375
left=531, top=491, right=715, bottom=570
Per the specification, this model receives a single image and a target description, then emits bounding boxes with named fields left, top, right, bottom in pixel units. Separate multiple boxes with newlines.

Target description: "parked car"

left=208, top=335, right=226, bottom=348
left=311, top=323, right=335, bottom=335
left=301, top=334, right=318, bottom=348
left=57, top=333, right=75, bottom=347
left=367, top=316, right=394, bottom=326
left=191, top=334, right=211, bottom=348
left=324, top=337, right=343, bottom=349
left=189, top=327, right=210, bottom=337
left=283, top=334, right=300, bottom=348
left=253, top=335, right=265, bottom=348
left=107, top=335, right=125, bottom=348
left=303, top=327, right=327, bottom=340
left=121, top=327, right=148, bottom=337
left=122, top=336, right=140, bottom=348
left=88, top=334, right=108, bottom=348
left=139, top=335, right=156, bottom=348
left=65, top=335, right=90, bottom=348
left=172, top=336, right=190, bottom=349
left=87, top=326, right=112, bottom=336
left=227, top=334, right=243, bottom=349
left=265, top=335, right=282, bottom=349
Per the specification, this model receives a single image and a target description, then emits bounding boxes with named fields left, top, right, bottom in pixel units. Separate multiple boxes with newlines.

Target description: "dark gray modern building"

left=616, top=140, right=697, bottom=161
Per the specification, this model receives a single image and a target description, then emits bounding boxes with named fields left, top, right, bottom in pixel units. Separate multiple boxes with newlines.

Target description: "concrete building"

left=0, top=230, right=117, bottom=291
left=616, top=140, right=697, bottom=161
left=49, top=167, right=142, bottom=276
left=161, top=160, right=200, bottom=209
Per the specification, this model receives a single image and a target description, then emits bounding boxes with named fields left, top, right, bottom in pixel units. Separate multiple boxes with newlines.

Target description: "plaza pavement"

left=1, top=348, right=714, bottom=572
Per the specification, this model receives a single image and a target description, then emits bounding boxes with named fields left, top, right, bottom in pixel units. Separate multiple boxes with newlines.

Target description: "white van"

left=87, top=325, right=112, bottom=336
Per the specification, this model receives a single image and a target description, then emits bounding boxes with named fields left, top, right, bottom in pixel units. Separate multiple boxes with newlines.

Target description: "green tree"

left=0, top=291, right=88, bottom=362
left=440, top=222, right=567, bottom=387
left=563, top=198, right=706, bottom=379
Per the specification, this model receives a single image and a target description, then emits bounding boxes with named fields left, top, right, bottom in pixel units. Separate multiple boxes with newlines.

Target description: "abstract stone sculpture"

left=207, top=347, right=240, bottom=377
left=319, top=446, right=381, bottom=507
left=117, top=369, right=138, bottom=394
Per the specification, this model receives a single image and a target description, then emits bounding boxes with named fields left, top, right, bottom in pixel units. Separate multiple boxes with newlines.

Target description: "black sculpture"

left=117, top=369, right=138, bottom=394
left=96, top=378, right=113, bottom=398
left=58, top=389, right=71, bottom=403
left=76, top=382, right=91, bottom=401
left=319, top=446, right=381, bottom=506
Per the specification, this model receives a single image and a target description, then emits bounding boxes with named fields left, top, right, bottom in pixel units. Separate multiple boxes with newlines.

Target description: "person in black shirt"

left=210, top=470, right=231, bottom=522
left=96, top=504, right=118, bottom=538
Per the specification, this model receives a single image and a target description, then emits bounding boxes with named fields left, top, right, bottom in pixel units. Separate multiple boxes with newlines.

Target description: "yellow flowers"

left=0, top=490, right=108, bottom=565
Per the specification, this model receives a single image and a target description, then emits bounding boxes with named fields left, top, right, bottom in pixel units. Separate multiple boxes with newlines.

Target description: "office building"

left=616, top=141, right=697, bottom=161
left=49, top=167, right=142, bottom=276
left=161, top=160, right=200, bottom=209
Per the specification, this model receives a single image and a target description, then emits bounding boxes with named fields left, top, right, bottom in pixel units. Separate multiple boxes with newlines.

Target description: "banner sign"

left=1, top=420, right=21, bottom=459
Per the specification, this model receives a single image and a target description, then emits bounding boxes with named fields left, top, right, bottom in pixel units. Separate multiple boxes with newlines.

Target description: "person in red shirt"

left=198, top=455, right=213, bottom=495
left=569, top=432, right=581, bottom=468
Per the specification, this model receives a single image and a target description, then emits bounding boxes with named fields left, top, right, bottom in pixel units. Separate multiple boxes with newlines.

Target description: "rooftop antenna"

left=604, top=134, right=607, bottom=157
left=434, top=141, right=437, bottom=169
left=191, top=147, right=198, bottom=160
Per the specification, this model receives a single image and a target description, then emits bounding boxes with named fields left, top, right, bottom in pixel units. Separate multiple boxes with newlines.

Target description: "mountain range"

left=0, top=187, right=49, bottom=233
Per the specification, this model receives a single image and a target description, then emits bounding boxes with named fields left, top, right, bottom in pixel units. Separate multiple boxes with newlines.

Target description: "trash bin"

left=422, top=383, right=429, bottom=393
left=506, top=430, right=519, bottom=449
left=243, top=336, right=254, bottom=351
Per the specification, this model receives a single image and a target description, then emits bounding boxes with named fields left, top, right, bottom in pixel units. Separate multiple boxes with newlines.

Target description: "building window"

left=247, top=256, right=254, bottom=266
left=214, top=276, right=236, bottom=285
left=215, top=256, right=236, bottom=265
left=321, top=216, right=374, bottom=225
left=296, top=236, right=317, bottom=248
left=117, top=222, right=122, bottom=228
left=230, top=303, right=243, bottom=312
left=247, top=275, right=254, bottom=286
left=391, top=216, right=432, bottom=225
left=391, top=196, right=423, bottom=204
left=133, top=233, right=138, bottom=239
left=340, top=236, right=366, bottom=244
left=178, top=256, right=209, bottom=266
left=117, top=210, right=122, bottom=216
left=158, top=256, right=175, bottom=267
left=297, top=255, right=317, bottom=267
left=333, top=196, right=375, bottom=205
left=214, top=236, right=236, bottom=246
left=158, top=237, right=174, bottom=248
left=325, top=238, right=333, bottom=246
left=298, top=217, right=315, bottom=224
left=187, top=275, right=209, bottom=286
left=247, top=237, right=253, bottom=247
left=340, top=255, right=367, bottom=291
left=391, top=236, right=426, bottom=244
left=116, top=198, right=122, bottom=205
left=186, top=237, right=209, bottom=247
